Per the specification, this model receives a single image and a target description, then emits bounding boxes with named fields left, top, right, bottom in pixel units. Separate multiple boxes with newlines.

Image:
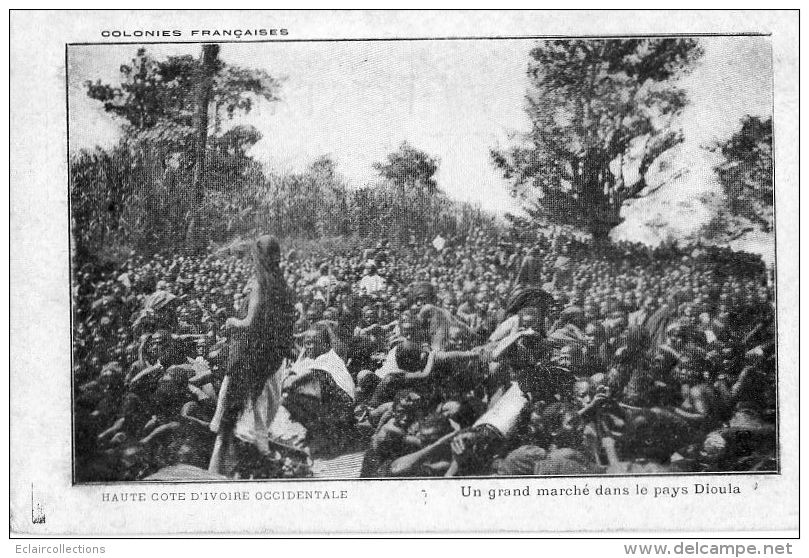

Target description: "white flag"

left=432, top=234, right=446, bottom=251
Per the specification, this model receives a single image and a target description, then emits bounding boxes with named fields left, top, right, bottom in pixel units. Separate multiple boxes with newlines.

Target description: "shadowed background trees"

left=373, top=141, right=441, bottom=241
left=71, top=46, right=492, bottom=266
left=714, top=115, right=773, bottom=231
left=701, top=115, right=773, bottom=242
left=71, top=40, right=772, bottom=267
left=492, top=38, right=704, bottom=239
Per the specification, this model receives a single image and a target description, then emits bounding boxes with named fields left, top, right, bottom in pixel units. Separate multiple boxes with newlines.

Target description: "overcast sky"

left=68, top=36, right=772, bottom=214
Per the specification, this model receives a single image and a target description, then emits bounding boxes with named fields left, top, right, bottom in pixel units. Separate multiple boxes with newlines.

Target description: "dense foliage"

left=714, top=116, right=774, bottom=232
left=71, top=48, right=495, bottom=267
left=492, top=39, right=703, bottom=238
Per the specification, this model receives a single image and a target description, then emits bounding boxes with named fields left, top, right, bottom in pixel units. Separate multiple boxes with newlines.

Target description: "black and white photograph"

left=9, top=9, right=800, bottom=537
left=67, top=34, right=778, bottom=483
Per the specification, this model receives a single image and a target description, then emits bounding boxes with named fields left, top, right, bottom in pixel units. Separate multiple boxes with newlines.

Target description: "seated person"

left=696, top=410, right=776, bottom=472
left=698, top=352, right=776, bottom=472
left=446, top=381, right=529, bottom=476
left=385, top=412, right=458, bottom=477
left=360, top=389, right=424, bottom=477
left=367, top=342, right=435, bottom=408
left=126, top=329, right=191, bottom=386
left=353, top=304, right=394, bottom=339
left=428, top=326, right=489, bottom=403
left=436, top=394, right=487, bottom=430
left=641, top=362, right=720, bottom=446
left=409, top=281, right=479, bottom=351
left=97, top=390, right=152, bottom=449
left=548, top=305, right=588, bottom=342
left=348, top=305, right=391, bottom=375
left=282, top=324, right=356, bottom=444
left=495, top=400, right=606, bottom=476
left=131, top=290, right=180, bottom=337
left=490, top=287, right=552, bottom=345
left=613, top=359, right=718, bottom=470
left=487, top=305, right=552, bottom=399
left=385, top=311, right=429, bottom=352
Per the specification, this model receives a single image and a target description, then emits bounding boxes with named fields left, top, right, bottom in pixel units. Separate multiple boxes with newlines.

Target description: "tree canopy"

left=712, top=115, right=773, bottom=233
left=85, top=47, right=281, bottom=143
left=374, top=141, right=441, bottom=240
left=374, top=141, right=440, bottom=193
left=74, top=46, right=283, bottom=255
left=492, top=38, right=703, bottom=238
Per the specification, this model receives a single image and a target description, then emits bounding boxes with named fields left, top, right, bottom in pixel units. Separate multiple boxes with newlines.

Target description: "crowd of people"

left=73, top=226, right=777, bottom=481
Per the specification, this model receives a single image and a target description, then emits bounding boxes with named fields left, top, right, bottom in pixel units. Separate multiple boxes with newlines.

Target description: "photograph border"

left=65, top=30, right=784, bottom=486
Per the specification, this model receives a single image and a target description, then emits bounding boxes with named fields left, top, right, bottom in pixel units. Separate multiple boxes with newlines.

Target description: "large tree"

left=185, top=44, right=220, bottom=250
left=373, top=141, right=440, bottom=240
left=714, top=115, right=773, bottom=232
left=85, top=47, right=281, bottom=141
left=84, top=46, right=281, bottom=250
left=492, top=39, right=703, bottom=238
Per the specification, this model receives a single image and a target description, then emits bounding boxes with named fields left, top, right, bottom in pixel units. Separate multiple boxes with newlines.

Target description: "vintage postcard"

left=9, top=10, right=799, bottom=535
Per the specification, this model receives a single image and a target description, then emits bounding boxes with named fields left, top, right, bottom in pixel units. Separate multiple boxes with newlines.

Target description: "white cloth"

left=208, top=361, right=285, bottom=455
left=315, top=275, right=335, bottom=290
left=267, top=405, right=308, bottom=444
left=358, top=274, right=386, bottom=295
left=488, top=314, right=520, bottom=344
left=233, top=372, right=282, bottom=455
left=432, top=235, right=446, bottom=251
left=286, top=349, right=356, bottom=400
left=491, top=328, right=536, bottom=361
left=375, top=346, right=400, bottom=379
left=474, top=382, right=528, bottom=437
left=627, top=309, right=649, bottom=328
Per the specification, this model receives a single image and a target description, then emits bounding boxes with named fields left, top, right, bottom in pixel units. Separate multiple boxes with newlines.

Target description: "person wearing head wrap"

left=209, top=235, right=295, bottom=475
left=488, top=286, right=553, bottom=346
left=281, top=323, right=356, bottom=450
left=504, top=286, right=553, bottom=319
